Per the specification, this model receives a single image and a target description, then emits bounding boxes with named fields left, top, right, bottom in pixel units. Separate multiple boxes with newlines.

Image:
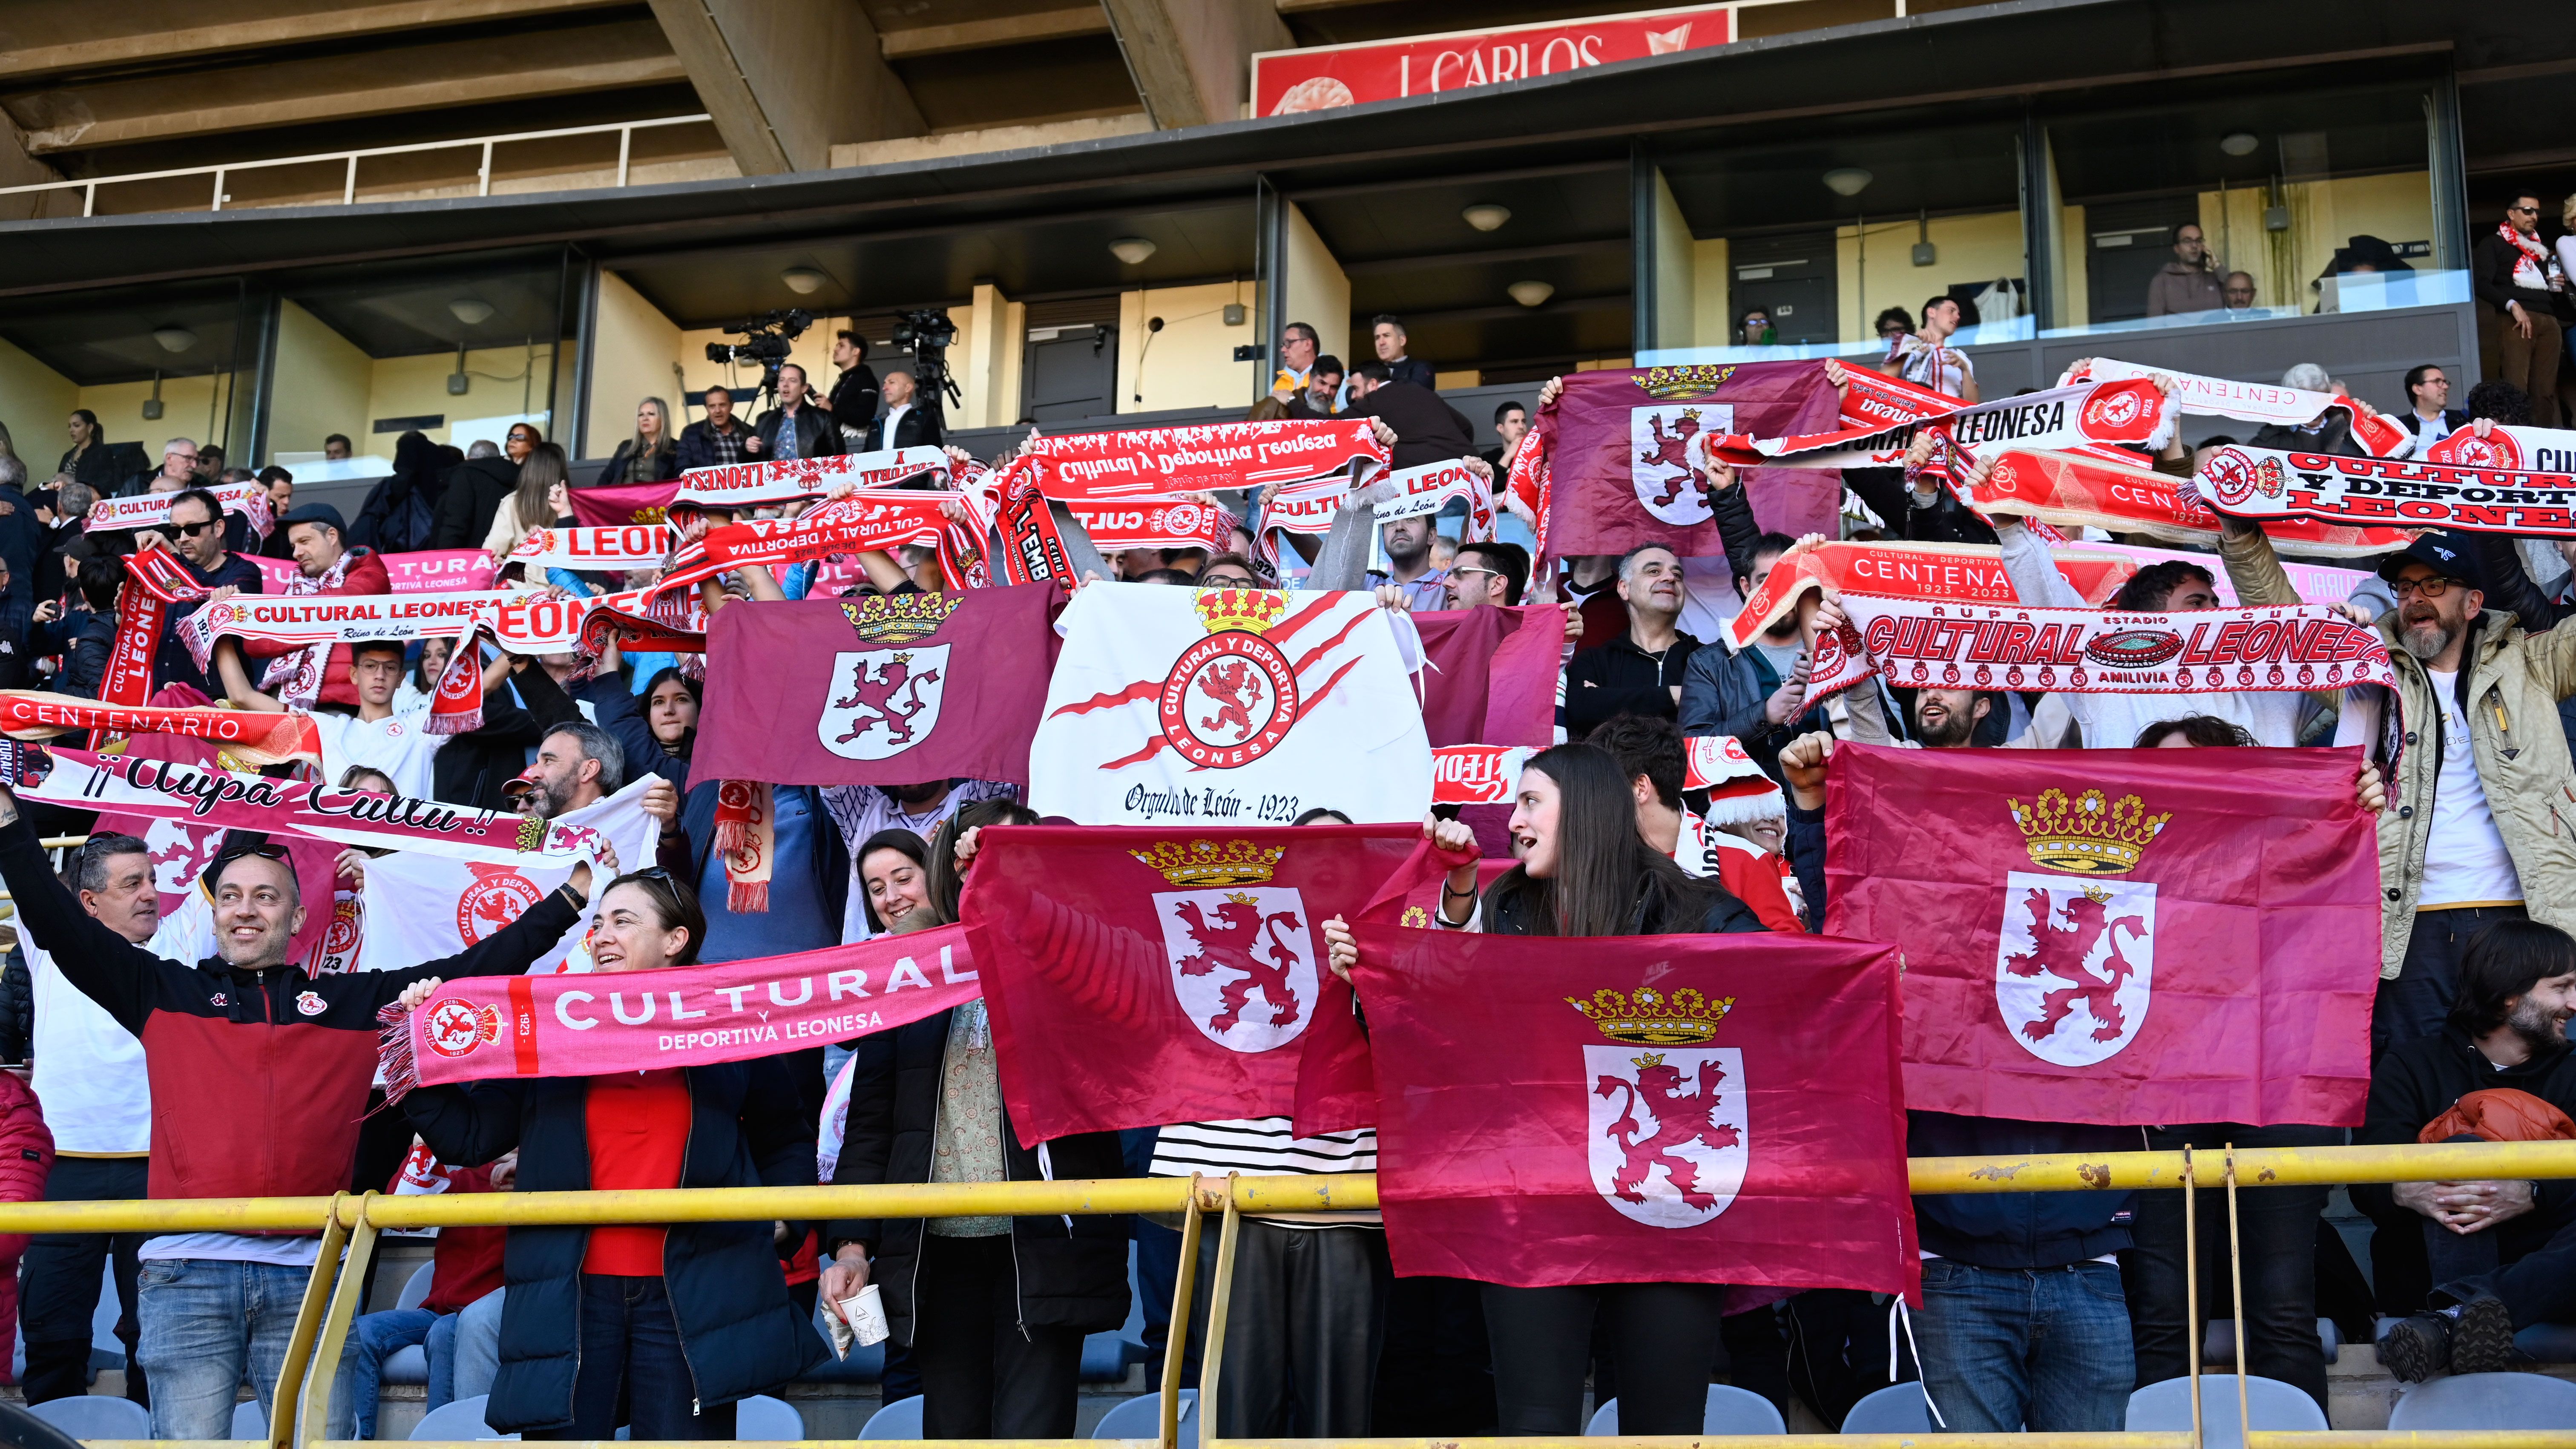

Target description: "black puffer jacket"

left=824, top=1009, right=1132, bottom=1346
left=402, top=1059, right=829, bottom=1433
left=1482, top=866, right=1767, bottom=937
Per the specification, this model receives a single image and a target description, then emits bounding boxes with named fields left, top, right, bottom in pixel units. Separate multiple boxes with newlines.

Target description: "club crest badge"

left=1628, top=404, right=1731, bottom=526
left=1992, top=786, right=2171, bottom=1067
left=1156, top=591, right=1301, bottom=770
left=456, top=862, right=543, bottom=946
left=1132, top=839, right=1316, bottom=1053
left=295, top=990, right=328, bottom=1016
left=424, top=998, right=504, bottom=1058
left=818, top=647, right=949, bottom=759
left=1569, top=987, right=1745, bottom=1229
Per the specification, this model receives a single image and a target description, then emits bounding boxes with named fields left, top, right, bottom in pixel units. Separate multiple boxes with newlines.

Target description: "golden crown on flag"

left=1638, top=365, right=1738, bottom=401
left=1129, top=838, right=1285, bottom=888
left=1195, top=587, right=1290, bottom=636
left=2007, top=786, right=2170, bottom=875
left=842, top=592, right=959, bottom=645
left=1567, top=986, right=1734, bottom=1045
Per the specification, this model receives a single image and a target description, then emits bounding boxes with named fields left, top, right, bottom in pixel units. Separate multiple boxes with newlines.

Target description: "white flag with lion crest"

left=355, top=776, right=662, bottom=975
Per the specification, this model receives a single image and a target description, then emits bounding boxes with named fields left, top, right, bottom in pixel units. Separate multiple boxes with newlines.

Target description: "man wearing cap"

left=0, top=782, right=613, bottom=1440
left=227, top=503, right=390, bottom=712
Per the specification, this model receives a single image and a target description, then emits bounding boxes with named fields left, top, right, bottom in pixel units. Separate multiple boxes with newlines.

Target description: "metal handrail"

left=0, top=115, right=712, bottom=216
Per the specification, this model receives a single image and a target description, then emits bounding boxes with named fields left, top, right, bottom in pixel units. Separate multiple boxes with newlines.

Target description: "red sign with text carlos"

left=1251, top=4, right=1736, bottom=116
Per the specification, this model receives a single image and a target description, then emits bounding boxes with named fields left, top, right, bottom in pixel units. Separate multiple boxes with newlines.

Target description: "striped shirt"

left=1149, top=1117, right=1380, bottom=1228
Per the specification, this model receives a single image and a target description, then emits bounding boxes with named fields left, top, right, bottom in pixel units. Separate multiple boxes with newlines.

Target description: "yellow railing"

left=11, top=1142, right=2572, bottom=1449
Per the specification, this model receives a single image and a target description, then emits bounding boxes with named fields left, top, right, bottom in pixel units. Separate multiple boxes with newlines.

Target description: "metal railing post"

left=211, top=169, right=225, bottom=212
left=81, top=181, right=94, bottom=216
left=343, top=155, right=358, bottom=205
left=2184, top=1146, right=2201, bottom=1449
left=1195, top=1175, right=1243, bottom=1446
left=1159, top=1175, right=1207, bottom=1449
left=2225, top=1147, right=2251, bottom=1449
left=479, top=141, right=494, bottom=196
left=295, top=1193, right=380, bottom=1448
left=617, top=126, right=633, bottom=187
left=269, top=1193, right=354, bottom=1449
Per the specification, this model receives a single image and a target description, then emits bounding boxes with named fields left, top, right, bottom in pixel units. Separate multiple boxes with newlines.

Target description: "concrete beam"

left=1099, top=0, right=1290, bottom=129
left=647, top=0, right=924, bottom=175
left=879, top=7, right=1111, bottom=61
left=0, top=114, right=74, bottom=223
left=3, top=17, right=683, bottom=155
left=0, top=0, right=627, bottom=81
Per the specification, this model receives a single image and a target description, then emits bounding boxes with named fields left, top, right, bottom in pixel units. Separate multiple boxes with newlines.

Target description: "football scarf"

left=1256, top=458, right=1497, bottom=571
left=2424, top=422, right=2576, bottom=475
left=1970, top=448, right=2413, bottom=555
left=506, top=525, right=677, bottom=572
left=1798, top=598, right=2398, bottom=704
left=1431, top=745, right=1538, bottom=805
left=175, top=588, right=520, bottom=676
left=671, top=447, right=949, bottom=515
left=1726, top=539, right=2142, bottom=650
left=86, top=482, right=275, bottom=538
left=1028, top=584, right=1432, bottom=827
left=102, top=547, right=206, bottom=707
left=248, top=546, right=363, bottom=711
left=0, top=699, right=321, bottom=769
left=15, top=746, right=607, bottom=860
left=656, top=492, right=959, bottom=594
left=2063, top=359, right=2418, bottom=460
left=2498, top=221, right=2565, bottom=292
left=1003, top=420, right=1387, bottom=503
left=1710, top=378, right=2173, bottom=472
left=2194, top=443, right=2576, bottom=539
left=380, top=923, right=980, bottom=1100
left=1067, top=497, right=1238, bottom=554
left=710, top=780, right=774, bottom=914
left=1685, top=735, right=1785, bottom=827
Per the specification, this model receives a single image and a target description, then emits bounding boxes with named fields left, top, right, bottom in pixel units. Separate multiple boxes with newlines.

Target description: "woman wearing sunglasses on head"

left=393, top=869, right=825, bottom=1440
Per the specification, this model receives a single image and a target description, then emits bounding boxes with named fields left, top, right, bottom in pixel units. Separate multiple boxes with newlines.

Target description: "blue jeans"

left=442, top=1287, right=505, bottom=1406
left=1915, top=1259, right=2133, bottom=1433
left=528, top=1275, right=734, bottom=1440
left=336, top=1308, right=437, bottom=1439
left=137, top=1256, right=327, bottom=1440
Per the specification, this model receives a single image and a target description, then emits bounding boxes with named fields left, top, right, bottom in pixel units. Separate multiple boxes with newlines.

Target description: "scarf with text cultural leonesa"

left=671, top=447, right=949, bottom=516
left=1028, top=583, right=1432, bottom=827
left=1255, top=458, right=1496, bottom=572
left=1342, top=923, right=1914, bottom=1294
left=962, top=823, right=1456, bottom=1144
left=655, top=492, right=960, bottom=592
left=997, top=420, right=1387, bottom=503
left=2424, top=421, right=2576, bottom=476
left=2063, top=359, right=2418, bottom=460
left=1825, top=742, right=2383, bottom=1126
left=354, top=775, right=663, bottom=977
left=1969, top=448, right=2414, bottom=555
left=2192, top=444, right=2576, bottom=539
left=506, top=525, right=677, bottom=572
left=1532, top=363, right=1842, bottom=558
left=1795, top=598, right=2395, bottom=704
left=102, top=547, right=206, bottom=708
left=1066, top=498, right=1239, bottom=554
left=379, top=923, right=981, bottom=1101
left=1709, top=378, right=2174, bottom=472
left=254, top=551, right=502, bottom=595
left=85, top=481, right=276, bottom=538
left=1725, top=539, right=2141, bottom=649
left=694, top=586, right=1064, bottom=789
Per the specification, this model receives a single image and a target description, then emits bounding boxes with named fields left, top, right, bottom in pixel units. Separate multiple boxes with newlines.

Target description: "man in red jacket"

left=0, top=782, right=607, bottom=1440
left=236, top=503, right=393, bottom=711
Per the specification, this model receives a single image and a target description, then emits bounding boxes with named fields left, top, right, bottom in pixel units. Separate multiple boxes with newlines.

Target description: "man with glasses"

left=2400, top=365, right=2470, bottom=440
left=2473, top=194, right=2566, bottom=427
left=2145, top=223, right=2225, bottom=317
left=149, top=489, right=263, bottom=693
left=144, top=439, right=198, bottom=495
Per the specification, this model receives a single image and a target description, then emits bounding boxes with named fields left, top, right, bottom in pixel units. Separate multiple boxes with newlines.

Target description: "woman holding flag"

left=391, top=871, right=825, bottom=1440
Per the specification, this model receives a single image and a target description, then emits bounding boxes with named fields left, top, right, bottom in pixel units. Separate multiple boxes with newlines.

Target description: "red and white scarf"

left=1968, top=448, right=2412, bottom=556
left=507, top=525, right=676, bottom=572
left=672, top=447, right=949, bottom=515
left=710, top=780, right=774, bottom=913
left=1257, top=458, right=1496, bottom=572
left=86, top=482, right=275, bottom=539
left=1066, top=498, right=1239, bottom=555
left=2063, top=358, right=2417, bottom=460
left=1000, top=419, right=1387, bottom=502
left=1682, top=735, right=1785, bottom=827
left=1431, top=744, right=1538, bottom=805
left=251, top=547, right=366, bottom=710
left=1726, top=539, right=2142, bottom=649
left=2425, top=421, right=2576, bottom=474
left=0, top=697, right=322, bottom=768
left=1711, top=378, right=2173, bottom=472
left=2501, top=221, right=2566, bottom=293
left=2195, top=442, right=2576, bottom=539
left=176, top=588, right=524, bottom=679
left=102, top=547, right=206, bottom=707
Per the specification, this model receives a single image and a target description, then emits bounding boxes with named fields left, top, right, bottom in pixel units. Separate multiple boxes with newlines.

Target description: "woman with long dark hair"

left=395, top=871, right=822, bottom=1439
left=1322, top=743, right=1761, bottom=1436
left=58, top=410, right=117, bottom=493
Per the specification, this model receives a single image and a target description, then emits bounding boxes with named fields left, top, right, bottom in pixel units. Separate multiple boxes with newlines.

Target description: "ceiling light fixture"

left=779, top=267, right=828, bottom=296
left=1507, top=280, right=1555, bottom=308
left=1109, top=237, right=1158, bottom=265
left=447, top=298, right=495, bottom=326
left=2220, top=132, right=2260, bottom=157
left=1462, top=203, right=1511, bottom=232
left=1822, top=167, right=1874, bottom=198
left=150, top=326, right=196, bottom=354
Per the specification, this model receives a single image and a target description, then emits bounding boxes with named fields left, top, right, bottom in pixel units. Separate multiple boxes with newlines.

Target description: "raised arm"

left=212, top=638, right=286, bottom=713
left=0, top=793, right=164, bottom=1035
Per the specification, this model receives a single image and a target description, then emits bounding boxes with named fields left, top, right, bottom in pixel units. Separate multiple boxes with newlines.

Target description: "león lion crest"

left=1570, top=987, right=1746, bottom=1228
left=1994, top=781, right=2167, bottom=1065
left=818, top=646, right=949, bottom=760
left=1627, top=404, right=1730, bottom=526
left=1150, top=884, right=1319, bottom=1054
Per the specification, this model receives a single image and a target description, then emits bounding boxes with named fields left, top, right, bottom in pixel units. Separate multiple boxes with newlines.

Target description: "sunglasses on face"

left=172, top=518, right=220, bottom=537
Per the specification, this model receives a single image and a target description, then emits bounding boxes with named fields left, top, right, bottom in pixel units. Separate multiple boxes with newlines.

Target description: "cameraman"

left=745, top=364, right=842, bottom=463
left=823, top=330, right=879, bottom=451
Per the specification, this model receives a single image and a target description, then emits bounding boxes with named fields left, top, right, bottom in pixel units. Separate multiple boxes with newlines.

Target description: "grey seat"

left=2126, top=1374, right=2328, bottom=1448
left=1091, top=1389, right=1197, bottom=1444
left=2389, top=1371, right=2576, bottom=1429
left=26, top=1394, right=152, bottom=1440
left=860, top=1394, right=922, bottom=1440
left=1839, top=1383, right=1933, bottom=1433
left=1585, top=1385, right=1786, bottom=1436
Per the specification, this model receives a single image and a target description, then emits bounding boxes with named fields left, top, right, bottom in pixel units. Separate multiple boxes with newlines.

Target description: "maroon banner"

left=963, top=823, right=1449, bottom=1145
left=692, top=586, right=1066, bottom=788
left=1534, top=362, right=1842, bottom=558
left=568, top=480, right=678, bottom=529
left=1346, top=922, right=1913, bottom=1292
left=1411, top=605, right=1563, bottom=748
left=1824, top=743, right=2382, bottom=1126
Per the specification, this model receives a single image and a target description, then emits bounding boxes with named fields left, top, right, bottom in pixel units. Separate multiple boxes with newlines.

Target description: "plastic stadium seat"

left=2388, top=1371, right=2576, bottom=1429
left=860, top=1395, right=923, bottom=1440
left=1090, top=1390, right=1197, bottom=1444
left=733, top=1394, right=803, bottom=1440
left=410, top=1394, right=512, bottom=1440
left=1839, top=1383, right=1933, bottom=1433
left=234, top=1400, right=266, bottom=1440
left=2203, top=1317, right=2341, bottom=1365
left=397, top=1261, right=438, bottom=1311
left=2126, top=1374, right=2328, bottom=1448
left=1584, top=1385, right=1786, bottom=1436
left=26, top=1396, right=151, bottom=1440
left=383, top=1342, right=431, bottom=1387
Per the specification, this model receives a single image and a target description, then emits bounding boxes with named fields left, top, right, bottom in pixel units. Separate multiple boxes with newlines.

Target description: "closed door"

left=1728, top=230, right=1839, bottom=345
left=2084, top=196, right=2202, bottom=324
left=1023, top=324, right=1117, bottom=423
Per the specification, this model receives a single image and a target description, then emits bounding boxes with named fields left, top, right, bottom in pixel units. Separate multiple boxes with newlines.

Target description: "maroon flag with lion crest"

left=961, top=824, right=1452, bottom=1145
left=1344, top=923, right=1914, bottom=1293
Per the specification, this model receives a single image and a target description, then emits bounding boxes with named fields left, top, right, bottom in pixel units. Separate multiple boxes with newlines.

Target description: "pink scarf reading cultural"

left=86, top=482, right=275, bottom=539
left=378, top=922, right=980, bottom=1099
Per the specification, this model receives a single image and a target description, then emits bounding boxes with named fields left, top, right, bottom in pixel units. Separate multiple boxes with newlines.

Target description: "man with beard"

left=2360, top=920, right=2576, bottom=1377
left=1911, top=688, right=1999, bottom=750
left=1365, top=514, right=1449, bottom=612
left=2329, top=533, right=2576, bottom=1055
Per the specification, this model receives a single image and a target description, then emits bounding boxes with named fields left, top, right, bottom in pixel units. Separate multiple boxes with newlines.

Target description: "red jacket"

left=0, top=1071, right=55, bottom=1259
left=241, top=547, right=394, bottom=709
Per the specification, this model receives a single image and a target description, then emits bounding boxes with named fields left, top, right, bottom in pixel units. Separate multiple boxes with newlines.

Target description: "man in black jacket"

left=824, top=330, right=880, bottom=450
left=675, top=386, right=756, bottom=471
left=862, top=371, right=942, bottom=452
left=2397, top=364, right=2470, bottom=440
left=2364, top=920, right=2576, bottom=1381
left=1560, top=544, right=1697, bottom=740
left=429, top=441, right=517, bottom=551
left=2472, top=194, right=2564, bottom=427
left=1342, top=364, right=1475, bottom=469
left=749, top=365, right=842, bottom=463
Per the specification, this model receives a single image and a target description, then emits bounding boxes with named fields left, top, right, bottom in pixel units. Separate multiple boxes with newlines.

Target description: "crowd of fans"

left=0, top=258, right=2571, bottom=1446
